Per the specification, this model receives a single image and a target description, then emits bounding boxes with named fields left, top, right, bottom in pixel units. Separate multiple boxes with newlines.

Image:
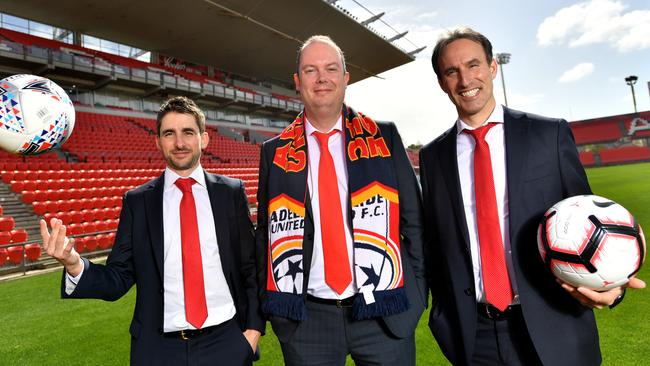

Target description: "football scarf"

left=262, top=105, right=408, bottom=321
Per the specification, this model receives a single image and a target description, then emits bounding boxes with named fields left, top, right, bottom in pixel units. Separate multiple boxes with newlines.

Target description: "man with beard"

left=40, top=96, right=264, bottom=366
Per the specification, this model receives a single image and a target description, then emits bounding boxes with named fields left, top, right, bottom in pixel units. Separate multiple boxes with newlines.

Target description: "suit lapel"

left=503, top=107, right=530, bottom=235
left=439, top=127, right=471, bottom=250
left=144, top=175, right=165, bottom=281
left=206, top=172, right=233, bottom=281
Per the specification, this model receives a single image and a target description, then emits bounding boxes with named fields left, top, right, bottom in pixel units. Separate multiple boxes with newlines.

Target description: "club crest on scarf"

left=266, top=194, right=305, bottom=295
left=351, top=182, right=403, bottom=297
left=263, top=106, right=408, bottom=321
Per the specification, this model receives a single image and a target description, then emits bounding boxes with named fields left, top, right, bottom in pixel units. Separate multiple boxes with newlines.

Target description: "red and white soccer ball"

left=537, top=195, right=646, bottom=291
left=0, top=74, right=75, bottom=155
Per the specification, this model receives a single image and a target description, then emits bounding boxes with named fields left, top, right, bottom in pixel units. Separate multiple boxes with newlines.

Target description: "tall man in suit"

left=40, top=96, right=264, bottom=366
left=255, top=35, right=427, bottom=366
left=419, top=27, right=645, bottom=366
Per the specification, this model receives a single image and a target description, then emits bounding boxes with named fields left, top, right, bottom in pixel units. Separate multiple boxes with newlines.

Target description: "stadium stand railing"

left=0, top=27, right=303, bottom=114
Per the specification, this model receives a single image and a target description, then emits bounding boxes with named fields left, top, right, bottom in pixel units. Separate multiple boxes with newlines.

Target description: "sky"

left=341, top=0, right=650, bottom=145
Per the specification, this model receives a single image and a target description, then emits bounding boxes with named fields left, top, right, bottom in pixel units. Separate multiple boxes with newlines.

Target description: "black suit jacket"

left=62, top=171, right=264, bottom=364
left=256, top=121, right=427, bottom=342
left=419, top=108, right=601, bottom=365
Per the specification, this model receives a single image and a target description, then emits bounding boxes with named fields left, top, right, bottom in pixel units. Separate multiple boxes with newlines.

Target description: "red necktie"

left=313, top=130, right=352, bottom=295
left=175, top=178, right=208, bottom=328
left=465, top=123, right=513, bottom=312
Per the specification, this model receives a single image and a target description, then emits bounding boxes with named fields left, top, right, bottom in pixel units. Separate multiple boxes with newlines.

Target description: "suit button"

left=158, top=328, right=163, bottom=334
left=464, top=288, right=474, bottom=296
left=159, top=288, right=164, bottom=294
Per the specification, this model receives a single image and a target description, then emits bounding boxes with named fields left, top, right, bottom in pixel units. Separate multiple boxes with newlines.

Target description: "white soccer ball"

left=0, top=74, right=75, bottom=155
left=537, top=195, right=646, bottom=291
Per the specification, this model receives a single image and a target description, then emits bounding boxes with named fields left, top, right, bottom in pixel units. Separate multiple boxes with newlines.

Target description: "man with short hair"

left=419, top=27, right=645, bottom=365
left=255, top=35, right=427, bottom=366
left=41, top=96, right=264, bottom=366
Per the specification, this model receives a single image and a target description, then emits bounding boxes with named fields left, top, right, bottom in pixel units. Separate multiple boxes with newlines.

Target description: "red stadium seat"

left=0, top=217, right=15, bottom=231
left=21, top=191, right=37, bottom=204
left=2, top=171, right=14, bottom=183
left=95, top=220, right=109, bottom=232
left=67, top=223, right=82, bottom=236
left=81, top=210, right=94, bottom=223
left=84, top=236, right=99, bottom=252
left=69, top=211, right=83, bottom=224
left=32, top=201, right=47, bottom=216
left=43, top=212, right=57, bottom=224
left=10, top=229, right=28, bottom=243
left=0, top=231, right=11, bottom=245
left=81, top=222, right=97, bottom=234
left=74, top=237, right=85, bottom=253
left=45, top=200, right=59, bottom=213
left=96, top=234, right=112, bottom=249
left=7, top=246, right=23, bottom=265
left=0, top=247, right=7, bottom=266
left=24, top=244, right=41, bottom=261
left=69, top=200, right=84, bottom=211
left=107, top=232, right=116, bottom=245
left=11, top=181, right=25, bottom=193
left=57, top=199, right=72, bottom=212
left=58, top=211, right=73, bottom=225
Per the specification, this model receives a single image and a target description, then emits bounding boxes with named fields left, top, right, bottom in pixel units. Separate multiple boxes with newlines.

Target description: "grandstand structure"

left=0, top=0, right=421, bottom=275
left=570, top=110, right=650, bottom=167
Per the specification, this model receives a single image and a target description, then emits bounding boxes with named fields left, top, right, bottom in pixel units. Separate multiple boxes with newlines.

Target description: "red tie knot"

left=464, top=122, right=497, bottom=142
left=312, top=130, right=338, bottom=152
left=175, top=177, right=196, bottom=193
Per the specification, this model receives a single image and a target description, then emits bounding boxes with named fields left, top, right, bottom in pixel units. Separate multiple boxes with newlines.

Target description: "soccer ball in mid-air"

left=537, top=195, right=645, bottom=291
left=0, top=74, right=75, bottom=155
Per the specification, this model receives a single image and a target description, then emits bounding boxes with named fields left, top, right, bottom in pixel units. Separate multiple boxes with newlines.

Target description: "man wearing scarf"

left=255, top=35, right=427, bottom=365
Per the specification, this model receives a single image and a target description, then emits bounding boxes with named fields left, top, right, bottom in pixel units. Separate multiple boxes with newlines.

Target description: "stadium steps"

left=0, top=183, right=41, bottom=241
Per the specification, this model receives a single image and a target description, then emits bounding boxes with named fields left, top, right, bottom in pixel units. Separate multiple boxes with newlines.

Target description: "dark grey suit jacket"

left=419, top=107, right=600, bottom=365
left=62, top=171, right=264, bottom=365
left=256, top=121, right=427, bottom=342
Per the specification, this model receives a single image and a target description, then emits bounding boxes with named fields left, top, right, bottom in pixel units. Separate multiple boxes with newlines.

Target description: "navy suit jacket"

left=419, top=108, right=601, bottom=365
left=256, top=121, right=428, bottom=342
left=61, top=171, right=264, bottom=364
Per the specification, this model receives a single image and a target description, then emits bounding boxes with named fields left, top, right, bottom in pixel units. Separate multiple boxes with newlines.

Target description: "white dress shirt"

left=161, top=166, right=235, bottom=331
left=456, top=104, right=519, bottom=304
left=304, top=116, right=357, bottom=299
left=66, top=165, right=236, bottom=331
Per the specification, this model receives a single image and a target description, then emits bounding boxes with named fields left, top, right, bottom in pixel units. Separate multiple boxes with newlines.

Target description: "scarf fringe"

left=352, top=288, right=409, bottom=320
left=262, top=292, right=306, bottom=321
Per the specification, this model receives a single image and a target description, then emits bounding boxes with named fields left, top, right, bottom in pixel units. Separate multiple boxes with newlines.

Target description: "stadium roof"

left=0, top=0, right=415, bottom=86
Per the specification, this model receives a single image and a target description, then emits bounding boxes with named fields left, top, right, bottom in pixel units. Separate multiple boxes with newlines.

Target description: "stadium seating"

left=579, top=151, right=596, bottom=167
left=599, top=146, right=650, bottom=165
left=570, top=119, right=622, bottom=145
left=0, top=107, right=270, bottom=271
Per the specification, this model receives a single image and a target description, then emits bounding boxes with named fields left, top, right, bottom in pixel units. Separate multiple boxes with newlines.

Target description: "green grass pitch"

left=1, top=162, right=648, bottom=365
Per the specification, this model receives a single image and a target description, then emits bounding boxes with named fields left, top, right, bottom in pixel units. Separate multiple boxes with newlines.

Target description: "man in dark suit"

left=419, top=27, right=645, bottom=365
left=40, top=96, right=264, bottom=366
left=255, top=35, right=427, bottom=365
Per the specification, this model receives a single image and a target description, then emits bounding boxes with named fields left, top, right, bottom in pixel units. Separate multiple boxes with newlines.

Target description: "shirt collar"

left=163, top=164, right=206, bottom=191
left=304, top=114, right=343, bottom=136
left=456, top=104, right=505, bottom=135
